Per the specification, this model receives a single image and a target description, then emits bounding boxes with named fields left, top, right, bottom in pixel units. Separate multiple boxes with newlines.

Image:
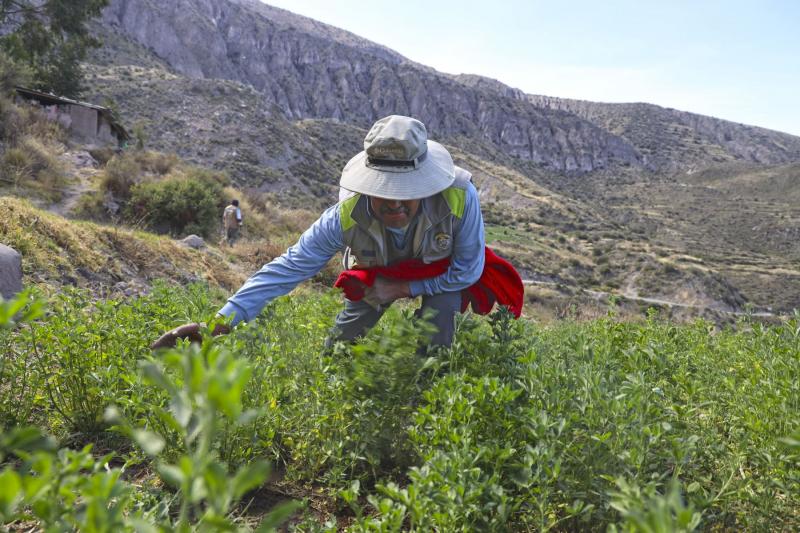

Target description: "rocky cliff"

left=100, top=0, right=800, bottom=175
left=100, top=0, right=642, bottom=173
left=527, top=95, right=800, bottom=170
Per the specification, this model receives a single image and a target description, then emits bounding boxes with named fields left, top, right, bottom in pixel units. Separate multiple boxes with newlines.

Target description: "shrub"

left=126, top=173, right=225, bottom=237
left=87, top=147, right=115, bottom=166
left=132, top=150, right=179, bottom=175
left=101, top=154, right=142, bottom=198
left=0, top=291, right=301, bottom=531
left=3, top=286, right=800, bottom=530
left=0, top=98, right=60, bottom=147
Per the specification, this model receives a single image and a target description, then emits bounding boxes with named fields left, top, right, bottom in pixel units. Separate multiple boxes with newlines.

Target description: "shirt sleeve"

left=407, top=181, right=485, bottom=296
left=218, top=203, right=344, bottom=325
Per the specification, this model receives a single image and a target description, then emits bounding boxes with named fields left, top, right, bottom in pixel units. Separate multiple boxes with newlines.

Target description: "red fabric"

left=333, top=247, right=524, bottom=318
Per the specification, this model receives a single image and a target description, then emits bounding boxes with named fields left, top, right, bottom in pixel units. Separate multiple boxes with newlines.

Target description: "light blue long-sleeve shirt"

left=218, top=182, right=485, bottom=326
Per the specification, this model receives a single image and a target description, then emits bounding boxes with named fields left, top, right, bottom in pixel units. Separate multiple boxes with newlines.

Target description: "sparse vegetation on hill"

left=0, top=196, right=246, bottom=290
left=78, top=150, right=230, bottom=238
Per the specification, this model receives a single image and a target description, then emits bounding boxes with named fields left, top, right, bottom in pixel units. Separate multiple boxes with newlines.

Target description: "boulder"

left=0, top=244, right=23, bottom=299
left=60, top=150, right=98, bottom=169
left=180, top=234, right=205, bottom=249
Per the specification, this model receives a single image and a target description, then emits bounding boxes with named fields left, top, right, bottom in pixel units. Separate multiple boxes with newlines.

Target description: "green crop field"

left=1, top=285, right=799, bottom=531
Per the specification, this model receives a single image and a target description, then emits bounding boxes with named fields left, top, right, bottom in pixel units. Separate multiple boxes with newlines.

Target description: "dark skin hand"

left=363, top=276, right=411, bottom=308
left=149, top=321, right=230, bottom=350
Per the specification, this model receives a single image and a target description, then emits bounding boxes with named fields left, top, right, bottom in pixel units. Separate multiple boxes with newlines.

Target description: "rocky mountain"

left=527, top=95, right=800, bottom=171
left=99, top=0, right=800, bottom=175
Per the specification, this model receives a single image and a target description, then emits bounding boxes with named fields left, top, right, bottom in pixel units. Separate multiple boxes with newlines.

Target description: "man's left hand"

left=364, top=277, right=410, bottom=307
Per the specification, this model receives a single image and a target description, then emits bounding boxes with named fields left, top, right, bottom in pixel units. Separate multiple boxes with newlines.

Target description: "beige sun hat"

left=340, top=115, right=455, bottom=200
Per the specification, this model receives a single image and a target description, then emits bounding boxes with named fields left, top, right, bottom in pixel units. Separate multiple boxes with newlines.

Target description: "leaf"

left=238, top=408, right=261, bottom=425
left=132, top=429, right=165, bottom=457
left=157, top=463, right=185, bottom=488
left=0, top=469, right=22, bottom=517
left=169, top=392, right=192, bottom=428
left=1, top=426, right=57, bottom=454
left=232, top=461, right=270, bottom=500
left=255, top=500, right=304, bottom=533
left=103, top=406, right=123, bottom=424
left=140, top=362, right=175, bottom=394
left=129, top=518, right=160, bottom=533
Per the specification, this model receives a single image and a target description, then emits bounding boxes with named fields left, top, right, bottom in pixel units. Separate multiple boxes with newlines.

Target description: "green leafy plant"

left=126, top=173, right=225, bottom=237
left=107, top=334, right=303, bottom=531
left=2, top=287, right=800, bottom=530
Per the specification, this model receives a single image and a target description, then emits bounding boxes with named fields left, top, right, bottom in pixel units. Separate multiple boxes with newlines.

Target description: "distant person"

left=222, top=199, right=243, bottom=245
left=153, top=115, right=522, bottom=350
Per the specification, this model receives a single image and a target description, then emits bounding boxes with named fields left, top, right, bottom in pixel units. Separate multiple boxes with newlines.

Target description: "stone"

left=61, top=150, right=99, bottom=169
left=180, top=234, right=206, bottom=249
left=102, top=192, right=120, bottom=215
left=0, top=244, right=23, bottom=299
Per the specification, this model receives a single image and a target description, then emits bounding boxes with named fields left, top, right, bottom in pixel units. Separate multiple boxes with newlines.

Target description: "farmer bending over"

left=152, top=115, right=522, bottom=350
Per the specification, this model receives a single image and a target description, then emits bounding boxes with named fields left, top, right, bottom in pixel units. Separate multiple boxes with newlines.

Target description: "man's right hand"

left=150, top=322, right=230, bottom=350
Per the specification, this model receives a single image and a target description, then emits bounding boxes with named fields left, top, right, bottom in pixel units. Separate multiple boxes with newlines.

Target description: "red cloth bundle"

left=333, top=247, right=523, bottom=318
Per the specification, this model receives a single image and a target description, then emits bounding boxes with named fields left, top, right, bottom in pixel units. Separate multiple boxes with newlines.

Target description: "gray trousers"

left=331, top=291, right=462, bottom=348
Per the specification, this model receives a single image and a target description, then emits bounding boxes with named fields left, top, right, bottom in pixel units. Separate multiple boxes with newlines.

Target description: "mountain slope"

left=99, top=0, right=641, bottom=173
left=527, top=95, right=800, bottom=170
left=79, top=0, right=800, bottom=315
left=99, top=0, right=800, bottom=175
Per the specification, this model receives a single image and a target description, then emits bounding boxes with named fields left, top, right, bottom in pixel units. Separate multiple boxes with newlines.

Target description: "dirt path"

left=49, top=149, right=102, bottom=217
left=49, top=169, right=95, bottom=217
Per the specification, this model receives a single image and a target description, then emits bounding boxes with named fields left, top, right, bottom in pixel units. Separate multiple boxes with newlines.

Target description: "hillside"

left=74, top=11, right=799, bottom=317
left=2, top=0, right=798, bottom=318
left=527, top=95, right=800, bottom=170
left=0, top=196, right=247, bottom=293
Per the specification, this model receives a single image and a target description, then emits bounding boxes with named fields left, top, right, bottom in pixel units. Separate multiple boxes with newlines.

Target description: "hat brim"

left=339, top=140, right=455, bottom=200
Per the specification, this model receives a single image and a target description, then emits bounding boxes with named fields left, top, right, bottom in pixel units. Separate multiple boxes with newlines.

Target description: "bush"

left=0, top=290, right=301, bottom=531
left=0, top=96, right=64, bottom=147
left=87, top=147, right=116, bottom=166
left=126, top=173, right=225, bottom=237
left=101, top=154, right=141, bottom=198
left=132, top=150, right=180, bottom=175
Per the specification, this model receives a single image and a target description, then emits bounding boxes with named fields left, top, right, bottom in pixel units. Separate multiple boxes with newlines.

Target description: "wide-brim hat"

left=340, top=115, right=455, bottom=200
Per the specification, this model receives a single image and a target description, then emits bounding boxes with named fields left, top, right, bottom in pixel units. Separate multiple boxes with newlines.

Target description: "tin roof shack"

left=14, top=87, right=130, bottom=148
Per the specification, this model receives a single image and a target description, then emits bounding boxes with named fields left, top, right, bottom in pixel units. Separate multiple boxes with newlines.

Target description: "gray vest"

left=340, top=168, right=472, bottom=268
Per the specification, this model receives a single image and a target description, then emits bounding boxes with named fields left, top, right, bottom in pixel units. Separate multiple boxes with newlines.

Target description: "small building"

left=14, top=86, right=130, bottom=148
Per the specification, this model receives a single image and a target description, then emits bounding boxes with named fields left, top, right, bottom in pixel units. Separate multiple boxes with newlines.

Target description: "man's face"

left=370, top=197, right=421, bottom=228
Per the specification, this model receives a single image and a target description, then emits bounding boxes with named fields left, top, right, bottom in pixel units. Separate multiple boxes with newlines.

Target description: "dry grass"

left=0, top=196, right=248, bottom=291
left=0, top=96, right=70, bottom=201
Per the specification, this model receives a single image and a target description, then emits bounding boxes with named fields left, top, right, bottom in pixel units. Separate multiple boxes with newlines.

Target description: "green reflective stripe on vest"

left=441, top=187, right=466, bottom=218
left=340, top=194, right=361, bottom=231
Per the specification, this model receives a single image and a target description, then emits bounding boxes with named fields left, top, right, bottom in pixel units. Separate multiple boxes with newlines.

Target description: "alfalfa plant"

left=107, top=329, right=303, bottom=531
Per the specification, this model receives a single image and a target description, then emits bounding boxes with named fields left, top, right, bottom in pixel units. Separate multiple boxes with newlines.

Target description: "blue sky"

left=263, top=0, right=800, bottom=136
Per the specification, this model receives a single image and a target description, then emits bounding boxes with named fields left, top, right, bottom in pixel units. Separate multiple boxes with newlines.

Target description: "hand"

left=150, top=322, right=230, bottom=350
left=363, top=277, right=410, bottom=308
